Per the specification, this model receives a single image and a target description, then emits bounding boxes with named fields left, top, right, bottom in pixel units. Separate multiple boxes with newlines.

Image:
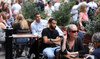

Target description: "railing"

left=5, top=27, right=37, bottom=59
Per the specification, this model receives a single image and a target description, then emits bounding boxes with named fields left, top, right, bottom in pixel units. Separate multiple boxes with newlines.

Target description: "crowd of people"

left=0, top=0, right=100, bottom=59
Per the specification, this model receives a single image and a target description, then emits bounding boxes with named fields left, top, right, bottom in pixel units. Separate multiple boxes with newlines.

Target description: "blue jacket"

left=91, top=45, right=100, bottom=59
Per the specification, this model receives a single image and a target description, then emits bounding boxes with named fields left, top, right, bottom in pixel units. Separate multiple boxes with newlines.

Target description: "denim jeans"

left=43, top=46, right=60, bottom=59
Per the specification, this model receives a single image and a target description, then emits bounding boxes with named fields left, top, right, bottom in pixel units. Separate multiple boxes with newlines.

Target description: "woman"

left=79, top=4, right=89, bottom=28
left=1, top=12, right=11, bottom=27
left=2, top=3, right=9, bottom=14
left=13, top=14, right=29, bottom=34
left=0, top=13, right=8, bottom=29
left=0, top=13, right=7, bottom=48
left=0, top=3, right=2, bottom=13
left=13, top=14, right=29, bottom=57
left=61, top=24, right=85, bottom=58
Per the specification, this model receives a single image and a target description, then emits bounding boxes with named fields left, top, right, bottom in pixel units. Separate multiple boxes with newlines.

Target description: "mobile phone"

left=70, top=55, right=77, bottom=58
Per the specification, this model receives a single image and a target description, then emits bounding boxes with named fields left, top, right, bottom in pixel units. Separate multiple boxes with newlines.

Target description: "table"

left=12, top=34, right=38, bottom=44
left=64, top=54, right=89, bottom=59
left=12, top=34, right=37, bottom=38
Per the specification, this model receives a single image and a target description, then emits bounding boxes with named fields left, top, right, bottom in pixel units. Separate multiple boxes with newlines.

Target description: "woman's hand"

left=67, top=51, right=79, bottom=55
left=63, top=31, right=67, bottom=41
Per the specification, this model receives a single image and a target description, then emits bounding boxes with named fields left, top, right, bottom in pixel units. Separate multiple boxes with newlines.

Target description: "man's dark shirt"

left=91, top=45, right=100, bottom=59
left=42, top=28, right=59, bottom=47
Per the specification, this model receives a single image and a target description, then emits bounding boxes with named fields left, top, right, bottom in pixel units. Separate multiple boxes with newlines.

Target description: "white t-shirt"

left=88, top=1, right=98, bottom=9
left=31, top=20, right=48, bottom=37
left=71, top=5, right=79, bottom=21
left=12, top=3, right=21, bottom=12
left=54, top=2, right=61, bottom=11
left=44, top=6, right=55, bottom=19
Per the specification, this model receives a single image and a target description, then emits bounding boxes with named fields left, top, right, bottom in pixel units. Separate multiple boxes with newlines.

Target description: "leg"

left=43, top=46, right=60, bottom=59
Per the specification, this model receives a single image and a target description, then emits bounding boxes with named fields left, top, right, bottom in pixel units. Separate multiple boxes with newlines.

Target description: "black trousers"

left=29, top=39, right=39, bottom=59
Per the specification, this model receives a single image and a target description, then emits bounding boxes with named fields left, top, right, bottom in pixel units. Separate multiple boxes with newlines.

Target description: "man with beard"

left=42, top=18, right=61, bottom=59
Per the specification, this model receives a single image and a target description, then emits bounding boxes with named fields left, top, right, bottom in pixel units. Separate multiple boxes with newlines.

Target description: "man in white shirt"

left=11, top=1, right=21, bottom=13
left=54, top=0, right=61, bottom=11
left=44, top=1, right=55, bottom=20
left=71, top=5, right=79, bottom=21
left=88, top=0, right=98, bottom=10
left=31, top=13, right=47, bottom=37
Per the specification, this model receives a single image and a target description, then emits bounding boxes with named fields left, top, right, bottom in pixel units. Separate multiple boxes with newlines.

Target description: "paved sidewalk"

left=0, top=44, right=29, bottom=59
left=0, top=51, right=5, bottom=59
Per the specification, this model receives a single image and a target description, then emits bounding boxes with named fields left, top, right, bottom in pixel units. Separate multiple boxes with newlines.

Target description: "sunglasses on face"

left=70, top=30, right=79, bottom=33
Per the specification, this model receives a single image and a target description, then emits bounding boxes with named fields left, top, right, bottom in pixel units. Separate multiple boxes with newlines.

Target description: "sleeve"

left=44, top=7, right=48, bottom=13
left=79, top=13, right=83, bottom=17
left=60, top=40, right=67, bottom=55
left=31, top=23, right=36, bottom=34
left=42, top=28, right=47, bottom=37
left=56, top=26, right=63, bottom=36
left=77, top=37, right=85, bottom=55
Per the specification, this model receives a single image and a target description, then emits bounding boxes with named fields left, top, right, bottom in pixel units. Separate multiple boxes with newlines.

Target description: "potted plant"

left=22, top=1, right=46, bottom=21
left=83, top=12, right=100, bottom=44
left=52, top=0, right=75, bottom=26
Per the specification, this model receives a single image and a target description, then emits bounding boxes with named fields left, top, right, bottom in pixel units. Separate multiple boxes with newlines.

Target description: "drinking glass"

left=88, top=43, right=95, bottom=54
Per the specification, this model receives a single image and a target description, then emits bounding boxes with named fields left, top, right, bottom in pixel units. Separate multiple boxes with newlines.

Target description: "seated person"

left=28, top=13, right=63, bottom=59
left=13, top=14, right=30, bottom=57
left=42, top=18, right=61, bottom=59
left=0, top=13, right=8, bottom=48
left=86, top=32, right=100, bottom=59
left=61, top=24, right=85, bottom=58
left=31, top=13, right=47, bottom=37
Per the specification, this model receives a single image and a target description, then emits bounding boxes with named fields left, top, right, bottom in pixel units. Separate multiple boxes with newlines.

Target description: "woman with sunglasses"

left=61, top=24, right=85, bottom=58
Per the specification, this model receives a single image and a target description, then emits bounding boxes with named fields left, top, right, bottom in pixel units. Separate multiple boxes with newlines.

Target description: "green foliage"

left=52, top=0, right=75, bottom=26
left=22, top=1, right=46, bottom=20
left=85, top=14, right=100, bottom=35
left=26, top=18, right=33, bottom=21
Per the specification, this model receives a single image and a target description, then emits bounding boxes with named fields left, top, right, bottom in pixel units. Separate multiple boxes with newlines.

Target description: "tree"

left=52, top=0, right=75, bottom=26
left=22, top=1, right=46, bottom=21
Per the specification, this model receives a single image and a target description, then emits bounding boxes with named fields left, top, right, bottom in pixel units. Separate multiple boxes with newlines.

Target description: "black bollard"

left=5, top=27, right=13, bottom=59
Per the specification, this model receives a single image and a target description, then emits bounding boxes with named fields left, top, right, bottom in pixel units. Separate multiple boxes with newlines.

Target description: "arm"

left=79, top=16, right=83, bottom=27
left=42, top=28, right=61, bottom=45
left=3, top=20, right=8, bottom=27
left=19, top=9, right=22, bottom=14
left=61, top=31, right=67, bottom=52
left=31, top=23, right=37, bottom=34
left=78, top=37, right=85, bottom=54
left=43, top=36, right=61, bottom=45
left=0, top=23, right=6, bottom=29
left=79, top=13, right=85, bottom=30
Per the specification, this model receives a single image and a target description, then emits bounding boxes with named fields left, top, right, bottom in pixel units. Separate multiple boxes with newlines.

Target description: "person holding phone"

left=61, top=24, right=85, bottom=58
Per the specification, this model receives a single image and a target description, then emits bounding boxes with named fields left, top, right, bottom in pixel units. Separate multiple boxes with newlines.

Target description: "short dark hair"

left=92, top=32, right=100, bottom=43
left=48, top=1, right=51, bottom=4
left=34, top=13, right=40, bottom=17
left=48, top=18, right=56, bottom=23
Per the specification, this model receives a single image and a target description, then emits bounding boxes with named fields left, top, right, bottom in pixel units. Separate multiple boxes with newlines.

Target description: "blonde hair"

left=79, top=4, right=87, bottom=13
left=15, top=14, right=29, bottom=29
left=67, top=24, right=77, bottom=31
left=1, top=12, right=7, bottom=20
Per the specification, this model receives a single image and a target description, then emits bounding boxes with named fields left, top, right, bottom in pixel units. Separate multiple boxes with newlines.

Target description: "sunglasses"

left=70, top=30, right=79, bottom=33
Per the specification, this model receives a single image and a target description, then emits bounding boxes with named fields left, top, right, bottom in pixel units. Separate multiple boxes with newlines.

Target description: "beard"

left=50, top=25, right=55, bottom=30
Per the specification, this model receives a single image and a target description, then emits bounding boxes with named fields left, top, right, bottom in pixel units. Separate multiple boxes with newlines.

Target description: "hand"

left=80, top=26, right=84, bottom=30
left=63, top=31, right=67, bottom=41
left=67, top=51, right=78, bottom=55
left=56, top=36, right=61, bottom=41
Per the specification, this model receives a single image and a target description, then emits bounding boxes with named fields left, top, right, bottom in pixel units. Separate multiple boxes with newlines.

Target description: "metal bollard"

left=5, top=27, right=13, bottom=59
